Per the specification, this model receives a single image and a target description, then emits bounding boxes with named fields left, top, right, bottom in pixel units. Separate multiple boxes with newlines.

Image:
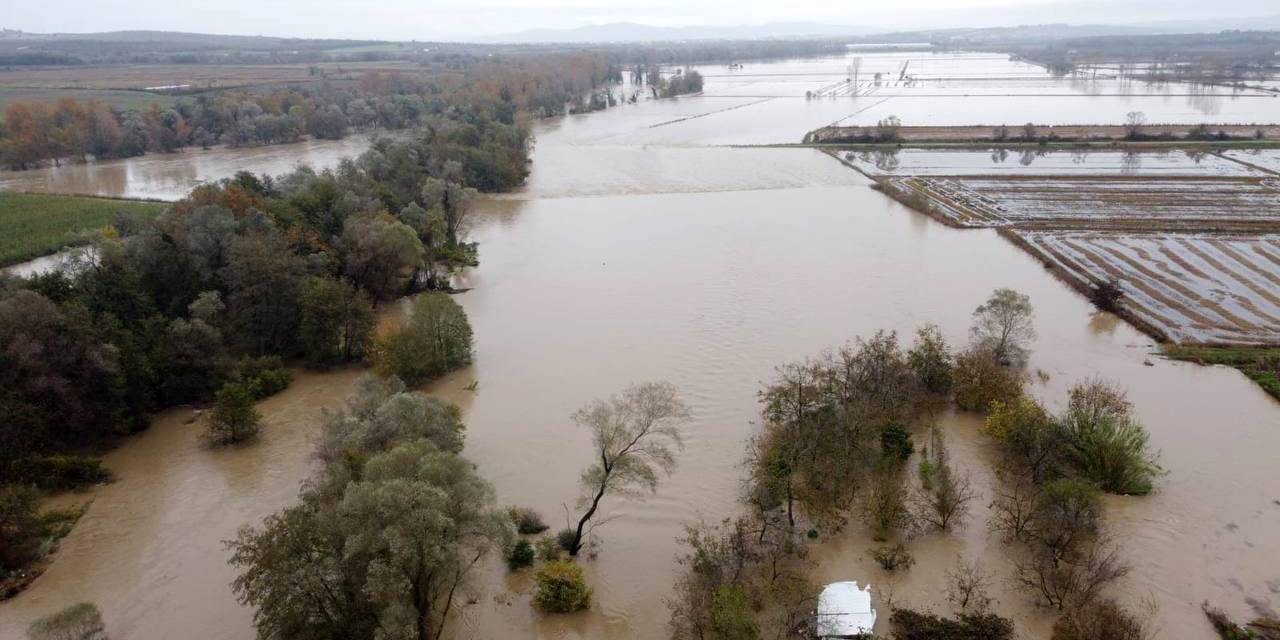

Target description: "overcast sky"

left=4, top=0, right=1277, bottom=40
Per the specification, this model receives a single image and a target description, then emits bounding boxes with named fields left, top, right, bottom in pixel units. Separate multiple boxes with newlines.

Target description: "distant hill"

left=479, top=22, right=883, bottom=44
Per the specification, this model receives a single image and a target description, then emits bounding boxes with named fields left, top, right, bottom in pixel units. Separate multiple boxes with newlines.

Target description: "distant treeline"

left=1007, top=31, right=1280, bottom=82
left=0, top=53, right=618, bottom=170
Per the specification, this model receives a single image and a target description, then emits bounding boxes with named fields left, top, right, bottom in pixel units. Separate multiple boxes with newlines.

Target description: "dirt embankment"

left=805, top=123, right=1280, bottom=145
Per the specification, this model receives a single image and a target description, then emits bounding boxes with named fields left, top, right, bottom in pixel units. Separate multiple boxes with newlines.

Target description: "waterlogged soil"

left=3, top=52, right=1280, bottom=640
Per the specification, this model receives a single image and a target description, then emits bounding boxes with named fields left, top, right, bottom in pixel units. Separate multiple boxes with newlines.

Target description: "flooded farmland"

left=2, top=50, right=1279, bottom=640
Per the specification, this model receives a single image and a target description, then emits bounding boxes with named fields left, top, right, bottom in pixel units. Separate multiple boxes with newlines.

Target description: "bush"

left=708, top=585, right=759, bottom=640
left=953, top=347, right=1024, bottom=412
left=1052, top=598, right=1150, bottom=640
left=533, top=560, right=592, bottom=613
left=535, top=536, right=563, bottom=562
left=12, top=456, right=111, bottom=491
left=0, top=484, right=44, bottom=574
left=871, top=543, right=915, bottom=571
left=507, top=539, right=535, bottom=570
left=556, top=528, right=577, bottom=553
left=375, top=293, right=473, bottom=386
left=1059, top=380, right=1160, bottom=495
left=230, top=355, right=293, bottom=399
left=890, top=608, right=1015, bottom=640
left=26, top=602, right=107, bottom=640
left=205, top=381, right=262, bottom=445
left=881, top=424, right=914, bottom=463
left=510, top=506, right=549, bottom=535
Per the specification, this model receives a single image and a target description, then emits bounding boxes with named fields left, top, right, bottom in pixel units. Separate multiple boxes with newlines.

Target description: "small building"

left=814, top=581, right=876, bottom=639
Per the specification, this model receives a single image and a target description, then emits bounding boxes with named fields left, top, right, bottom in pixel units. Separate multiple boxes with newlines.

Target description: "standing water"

left=1, top=52, right=1277, bottom=639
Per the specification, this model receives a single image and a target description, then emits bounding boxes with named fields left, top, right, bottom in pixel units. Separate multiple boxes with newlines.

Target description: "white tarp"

left=815, top=581, right=876, bottom=638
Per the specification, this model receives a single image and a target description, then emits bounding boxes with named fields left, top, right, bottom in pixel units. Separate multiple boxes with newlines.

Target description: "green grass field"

left=0, top=88, right=179, bottom=117
left=1163, top=345, right=1280, bottom=401
left=0, top=192, right=168, bottom=267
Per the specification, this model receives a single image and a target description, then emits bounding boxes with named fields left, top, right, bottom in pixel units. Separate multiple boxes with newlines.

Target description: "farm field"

left=0, top=60, right=423, bottom=92
left=0, top=191, right=167, bottom=267
left=1220, top=149, right=1280, bottom=175
left=839, top=148, right=1268, bottom=177
left=884, top=175, right=1280, bottom=230
left=1012, top=230, right=1280, bottom=345
left=0, top=87, right=178, bottom=113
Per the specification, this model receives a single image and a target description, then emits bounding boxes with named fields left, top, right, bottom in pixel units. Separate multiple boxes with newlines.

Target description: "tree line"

left=0, top=52, right=619, bottom=170
left=0, top=87, right=538, bottom=596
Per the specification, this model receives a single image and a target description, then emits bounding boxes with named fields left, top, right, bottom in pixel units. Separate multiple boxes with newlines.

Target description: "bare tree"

left=946, top=559, right=995, bottom=614
left=1124, top=111, right=1147, bottom=139
left=988, top=473, right=1039, bottom=541
left=913, top=428, right=978, bottom=532
left=567, top=382, right=690, bottom=555
left=1012, top=536, right=1130, bottom=610
left=970, top=288, right=1036, bottom=366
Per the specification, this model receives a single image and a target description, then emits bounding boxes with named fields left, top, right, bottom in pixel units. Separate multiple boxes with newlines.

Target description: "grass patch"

left=0, top=88, right=178, bottom=115
left=1164, top=345, right=1280, bottom=401
left=0, top=192, right=167, bottom=267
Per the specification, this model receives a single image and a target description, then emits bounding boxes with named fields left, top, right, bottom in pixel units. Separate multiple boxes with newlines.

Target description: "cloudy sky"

left=5, top=0, right=1277, bottom=40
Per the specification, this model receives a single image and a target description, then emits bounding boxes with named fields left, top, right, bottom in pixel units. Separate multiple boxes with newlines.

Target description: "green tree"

left=908, top=324, right=954, bottom=396
left=206, top=381, right=261, bottom=445
left=1059, top=380, right=1160, bottom=495
left=299, top=277, right=376, bottom=366
left=341, top=214, right=424, bottom=301
left=375, top=293, right=473, bottom=386
left=221, top=232, right=306, bottom=356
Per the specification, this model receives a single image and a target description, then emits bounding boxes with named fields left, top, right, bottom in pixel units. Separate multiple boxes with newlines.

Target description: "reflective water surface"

left=2, top=52, right=1278, bottom=640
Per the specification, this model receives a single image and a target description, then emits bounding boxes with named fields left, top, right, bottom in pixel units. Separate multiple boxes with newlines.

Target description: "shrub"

left=1052, top=598, right=1150, bottom=640
left=510, top=507, right=549, bottom=535
left=0, top=484, right=44, bottom=574
left=205, top=381, right=262, bottom=445
left=533, top=560, right=592, bottom=613
left=26, top=602, right=107, bottom=640
left=230, top=355, right=292, bottom=399
left=536, top=536, right=563, bottom=562
left=708, top=585, right=759, bottom=640
left=953, top=347, right=1024, bottom=412
left=890, top=608, right=1015, bottom=640
left=881, top=423, right=914, bottom=463
left=375, top=293, right=473, bottom=386
left=1087, top=279, right=1125, bottom=313
left=556, top=528, right=577, bottom=553
left=14, top=456, right=111, bottom=491
left=871, top=543, right=915, bottom=571
left=1059, top=380, right=1160, bottom=495
left=507, top=539, right=535, bottom=570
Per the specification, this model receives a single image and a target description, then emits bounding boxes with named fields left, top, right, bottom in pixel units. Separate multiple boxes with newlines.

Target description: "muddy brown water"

left=3, top=54, right=1280, bottom=640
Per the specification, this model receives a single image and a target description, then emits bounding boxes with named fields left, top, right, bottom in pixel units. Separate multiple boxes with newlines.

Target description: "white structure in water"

left=814, top=581, right=876, bottom=638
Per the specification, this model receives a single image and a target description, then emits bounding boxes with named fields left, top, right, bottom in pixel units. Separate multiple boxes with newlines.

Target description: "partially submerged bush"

left=871, top=543, right=915, bottom=571
left=953, top=347, right=1024, bottom=412
left=205, top=381, right=262, bottom=445
left=1, top=484, right=44, bottom=574
left=890, top=608, right=1014, bottom=640
left=1052, top=598, right=1151, bottom=640
left=230, top=355, right=292, bottom=399
left=556, top=528, right=577, bottom=553
left=26, top=602, right=107, bottom=640
left=535, top=536, right=563, bottom=562
left=12, top=456, right=111, bottom=491
left=880, top=423, right=914, bottom=463
left=375, top=293, right=473, bottom=386
left=533, top=560, right=592, bottom=613
left=507, top=539, right=535, bottom=570
left=510, top=506, right=549, bottom=535
left=1060, top=380, right=1160, bottom=495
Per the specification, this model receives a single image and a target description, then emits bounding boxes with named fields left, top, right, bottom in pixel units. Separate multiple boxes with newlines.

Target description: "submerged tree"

left=970, top=288, right=1036, bottom=366
left=566, top=382, right=690, bottom=556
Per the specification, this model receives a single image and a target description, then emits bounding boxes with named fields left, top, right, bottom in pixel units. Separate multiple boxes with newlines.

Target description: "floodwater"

left=3, top=51, right=1279, bottom=640
left=0, top=132, right=389, bottom=201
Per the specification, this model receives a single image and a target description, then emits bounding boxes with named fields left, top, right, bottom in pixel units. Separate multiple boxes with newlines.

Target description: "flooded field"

left=0, top=132, right=390, bottom=200
left=841, top=148, right=1270, bottom=177
left=885, top=175, right=1280, bottom=230
left=1014, top=230, right=1280, bottom=344
left=2, top=51, right=1280, bottom=640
